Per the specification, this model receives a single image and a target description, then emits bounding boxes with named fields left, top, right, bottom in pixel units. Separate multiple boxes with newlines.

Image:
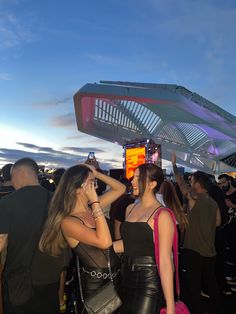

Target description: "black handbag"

left=76, top=250, right=122, bottom=314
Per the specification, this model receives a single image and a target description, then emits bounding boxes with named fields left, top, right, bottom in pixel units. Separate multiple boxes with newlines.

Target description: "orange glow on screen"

left=125, top=146, right=146, bottom=179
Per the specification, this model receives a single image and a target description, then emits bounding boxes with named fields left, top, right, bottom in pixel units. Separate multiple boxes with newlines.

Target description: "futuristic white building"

left=74, top=81, right=236, bottom=174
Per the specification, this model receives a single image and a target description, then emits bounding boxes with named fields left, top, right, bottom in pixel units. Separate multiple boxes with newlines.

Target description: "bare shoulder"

left=157, top=210, right=174, bottom=225
left=125, top=202, right=136, bottom=218
left=61, top=215, right=83, bottom=230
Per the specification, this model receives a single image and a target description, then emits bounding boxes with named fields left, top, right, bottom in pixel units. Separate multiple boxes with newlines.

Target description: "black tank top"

left=120, top=206, right=160, bottom=257
left=70, top=215, right=119, bottom=268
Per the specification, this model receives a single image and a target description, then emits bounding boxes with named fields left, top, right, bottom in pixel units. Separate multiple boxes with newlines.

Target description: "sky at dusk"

left=1, top=0, right=236, bottom=171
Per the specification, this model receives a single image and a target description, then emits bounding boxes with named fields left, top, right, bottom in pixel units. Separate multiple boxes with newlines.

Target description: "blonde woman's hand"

left=82, top=179, right=98, bottom=203
left=84, top=163, right=103, bottom=180
left=83, top=163, right=97, bottom=174
left=78, top=163, right=98, bottom=177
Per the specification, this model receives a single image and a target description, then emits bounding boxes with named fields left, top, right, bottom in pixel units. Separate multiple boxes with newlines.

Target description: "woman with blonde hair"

left=40, top=164, right=125, bottom=312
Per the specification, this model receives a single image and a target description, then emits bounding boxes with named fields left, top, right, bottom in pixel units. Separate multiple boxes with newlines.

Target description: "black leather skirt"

left=120, top=255, right=163, bottom=314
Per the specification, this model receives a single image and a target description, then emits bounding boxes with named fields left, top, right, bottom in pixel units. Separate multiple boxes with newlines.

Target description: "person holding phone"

left=87, top=152, right=95, bottom=163
left=39, top=164, right=125, bottom=313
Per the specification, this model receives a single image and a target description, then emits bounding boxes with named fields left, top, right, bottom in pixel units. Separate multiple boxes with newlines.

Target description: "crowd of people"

left=0, top=154, right=235, bottom=314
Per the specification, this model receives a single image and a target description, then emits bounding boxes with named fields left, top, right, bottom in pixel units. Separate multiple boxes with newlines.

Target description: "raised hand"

left=82, top=179, right=98, bottom=204
left=171, top=152, right=177, bottom=165
left=85, top=157, right=100, bottom=169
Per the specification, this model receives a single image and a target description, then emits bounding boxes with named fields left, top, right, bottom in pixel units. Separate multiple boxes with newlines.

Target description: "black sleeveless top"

left=70, top=215, right=119, bottom=268
left=120, top=206, right=160, bottom=257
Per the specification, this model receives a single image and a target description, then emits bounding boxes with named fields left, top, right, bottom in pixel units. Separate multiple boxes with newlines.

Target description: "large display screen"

left=125, top=146, right=146, bottom=179
left=124, top=140, right=162, bottom=180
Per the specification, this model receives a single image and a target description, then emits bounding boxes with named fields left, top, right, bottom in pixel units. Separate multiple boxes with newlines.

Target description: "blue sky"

left=1, top=0, right=236, bottom=170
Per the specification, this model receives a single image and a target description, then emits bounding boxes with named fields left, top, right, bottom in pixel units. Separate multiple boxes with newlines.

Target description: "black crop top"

left=73, top=242, right=118, bottom=268
left=70, top=215, right=119, bottom=268
left=120, top=206, right=160, bottom=257
left=121, top=222, right=155, bottom=257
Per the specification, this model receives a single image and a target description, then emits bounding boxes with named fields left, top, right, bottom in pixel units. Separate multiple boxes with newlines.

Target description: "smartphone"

left=88, top=152, right=95, bottom=160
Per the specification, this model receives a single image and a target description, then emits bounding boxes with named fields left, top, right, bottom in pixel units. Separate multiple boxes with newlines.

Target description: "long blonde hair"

left=39, top=165, right=91, bottom=256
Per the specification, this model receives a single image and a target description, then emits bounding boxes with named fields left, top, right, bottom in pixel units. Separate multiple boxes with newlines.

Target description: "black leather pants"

left=120, top=256, right=163, bottom=314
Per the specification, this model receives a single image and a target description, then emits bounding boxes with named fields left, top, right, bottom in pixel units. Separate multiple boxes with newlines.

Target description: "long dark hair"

left=160, top=180, right=188, bottom=230
left=39, top=165, right=91, bottom=256
left=137, top=163, right=164, bottom=198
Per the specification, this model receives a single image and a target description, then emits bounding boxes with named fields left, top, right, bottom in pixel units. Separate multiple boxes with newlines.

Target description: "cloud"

left=16, top=142, right=58, bottom=154
left=0, top=145, right=118, bottom=170
left=0, top=147, right=83, bottom=168
left=65, top=134, right=109, bottom=146
left=0, top=13, right=33, bottom=49
left=34, top=95, right=72, bottom=108
left=0, top=72, right=11, bottom=80
left=65, top=133, right=122, bottom=153
left=50, top=113, right=76, bottom=128
left=152, top=0, right=236, bottom=67
left=61, top=147, right=105, bottom=154
left=16, top=142, right=102, bottom=159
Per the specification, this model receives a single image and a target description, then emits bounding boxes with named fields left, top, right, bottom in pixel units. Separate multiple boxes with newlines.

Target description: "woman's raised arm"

left=94, top=170, right=126, bottom=209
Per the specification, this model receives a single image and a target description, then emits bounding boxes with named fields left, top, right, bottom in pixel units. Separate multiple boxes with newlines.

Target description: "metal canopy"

left=73, top=81, right=236, bottom=174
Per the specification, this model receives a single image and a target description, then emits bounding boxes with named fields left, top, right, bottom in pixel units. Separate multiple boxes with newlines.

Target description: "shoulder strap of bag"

left=154, top=207, right=180, bottom=297
left=76, top=247, right=114, bottom=303
left=76, top=257, right=85, bottom=303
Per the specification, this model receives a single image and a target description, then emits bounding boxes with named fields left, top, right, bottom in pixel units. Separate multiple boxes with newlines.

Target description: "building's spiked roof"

left=74, top=81, right=236, bottom=174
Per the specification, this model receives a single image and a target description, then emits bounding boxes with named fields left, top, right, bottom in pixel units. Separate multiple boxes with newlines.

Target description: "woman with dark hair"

left=158, top=180, right=188, bottom=232
left=113, top=163, right=176, bottom=314
left=39, top=164, right=125, bottom=312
